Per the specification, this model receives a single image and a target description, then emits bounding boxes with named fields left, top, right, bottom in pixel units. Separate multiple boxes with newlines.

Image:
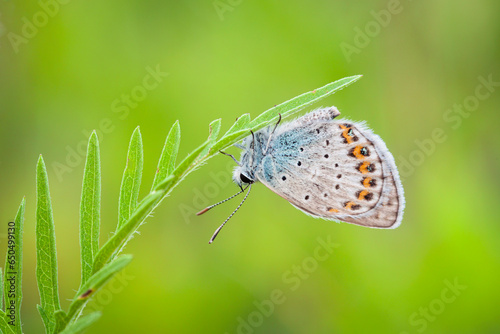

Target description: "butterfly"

left=198, top=107, right=405, bottom=243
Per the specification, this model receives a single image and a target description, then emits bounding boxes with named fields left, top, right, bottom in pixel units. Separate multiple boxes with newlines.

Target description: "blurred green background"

left=1, top=0, right=499, bottom=333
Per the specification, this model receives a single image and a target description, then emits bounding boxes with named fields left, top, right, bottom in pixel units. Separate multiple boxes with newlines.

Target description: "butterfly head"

left=233, top=166, right=255, bottom=188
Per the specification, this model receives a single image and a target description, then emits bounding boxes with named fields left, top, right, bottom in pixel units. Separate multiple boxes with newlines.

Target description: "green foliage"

left=151, top=120, right=180, bottom=190
left=0, top=76, right=361, bottom=333
left=117, top=127, right=144, bottom=230
left=0, top=199, right=25, bottom=334
left=36, top=157, right=63, bottom=333
left=0, top=315, right=16, bottom=334
left=79, top=131, right=101, bottom=286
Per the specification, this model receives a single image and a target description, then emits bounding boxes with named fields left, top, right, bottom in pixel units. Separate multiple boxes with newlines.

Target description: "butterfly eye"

left=239, top=173, right=252, bottom=184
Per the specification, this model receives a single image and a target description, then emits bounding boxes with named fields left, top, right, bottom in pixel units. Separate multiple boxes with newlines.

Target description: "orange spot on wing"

left=328, top=208, right=339, bottom=213
left=339, top=124, right=353, bottom=144
left=359, top=161, right=371, bottom=174
left=363, top=177, right=372, bottom=188
left=352, top=145, right=365, bottom=159
left=358, top=190, right=369, bottom=200
left=344, top=201, right=355, bottom=210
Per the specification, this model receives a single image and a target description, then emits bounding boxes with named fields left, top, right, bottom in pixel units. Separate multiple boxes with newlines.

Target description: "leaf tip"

left=90, top=130, right=98, bottom=140
left=171, top=120, right=181, bottom=137
left=37, top=154, right=45, bottom=168
left=132, top=126, right=142, bottom=138
left=118, top=254, right=134, bottom=265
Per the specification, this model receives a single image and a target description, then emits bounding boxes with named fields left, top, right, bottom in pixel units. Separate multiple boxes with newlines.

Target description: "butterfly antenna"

left=209, top=184, right=252, bottom=244
left=196, top=186, right=247, bottom=216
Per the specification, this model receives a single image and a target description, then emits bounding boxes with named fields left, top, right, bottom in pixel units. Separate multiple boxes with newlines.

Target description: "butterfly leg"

left=219, top=150, right=241, bottom=166
left=248, top=130, right=256, bottom=166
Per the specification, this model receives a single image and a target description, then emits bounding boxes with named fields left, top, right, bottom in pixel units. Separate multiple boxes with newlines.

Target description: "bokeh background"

left=1, top=0, right=499, bottom=333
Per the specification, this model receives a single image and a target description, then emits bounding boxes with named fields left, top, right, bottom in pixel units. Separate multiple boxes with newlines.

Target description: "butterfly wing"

left=255, top=107, right=405, bottom=228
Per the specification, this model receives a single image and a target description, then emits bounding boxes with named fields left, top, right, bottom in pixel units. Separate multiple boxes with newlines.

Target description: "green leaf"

left=117, top=127, right=143, bottom=231
left=199, top=119, right=222, bottom=158
left=2, top=198, right=25, bottom=333
left=60, top=312, right=101, bottom=334
left=36, top=156, right=62, bottom=333
left=223, top=113, right=251, bottom=137
left=79, top=131, right=101, bottom=286
left=0, top=313, right=16, bottom=334
left=151, top=120, right=180, bottom=191
left=92, top=192, right=162, bottom=273
left=249, top=75, right=362, bottom=130
left=65, top=255, right=132, bottom=326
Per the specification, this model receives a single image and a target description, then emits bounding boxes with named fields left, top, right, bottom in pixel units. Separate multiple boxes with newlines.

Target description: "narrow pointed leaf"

left=223, top=113, right=250, bottom=137
left=2, top=198, right=25, bottom=332
left=199, top=119, right=221, bottom=158
left=151, top=120, right=180, bottom=191
left=92, top=192, right=162, bottom=273
left=79, top=131, right=101, bottom=285
left=249, top=75, right=362, bottom=130
left=36, top=156, right=61, bottom=333
left=117, top=127, right=143, bottom=230
left=60, top=312, right=101, bottom=334
left=0, top=314, right=16, bottom=334
left=65, top=255, right=132, bottom=325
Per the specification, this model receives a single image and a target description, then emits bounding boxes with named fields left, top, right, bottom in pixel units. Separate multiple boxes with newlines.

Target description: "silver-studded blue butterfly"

left=198, top=107, right=405, bottom=243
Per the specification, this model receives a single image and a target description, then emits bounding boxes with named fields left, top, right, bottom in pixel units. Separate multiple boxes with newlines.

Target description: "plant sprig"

left=0, top=75, right=361, bottom=333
